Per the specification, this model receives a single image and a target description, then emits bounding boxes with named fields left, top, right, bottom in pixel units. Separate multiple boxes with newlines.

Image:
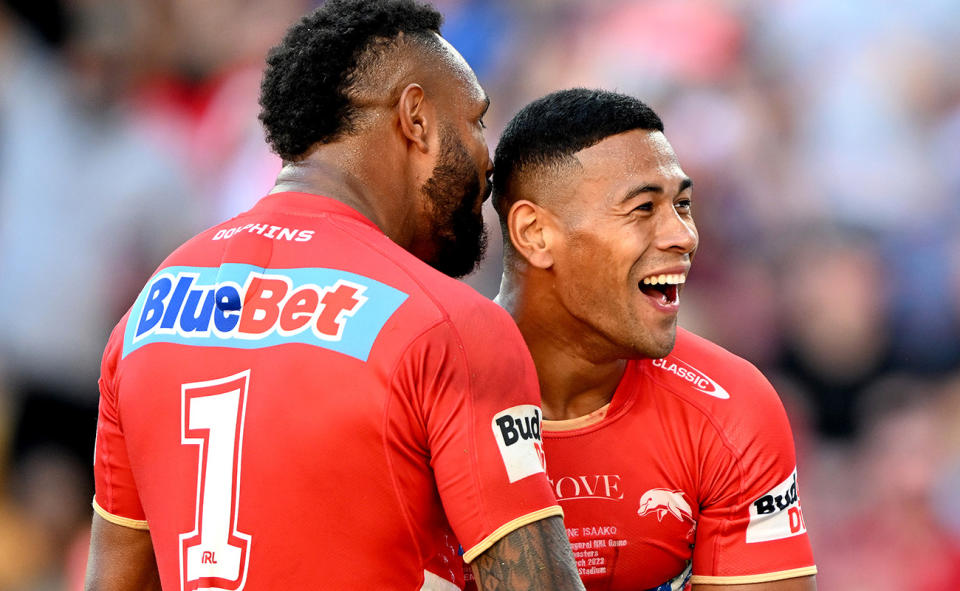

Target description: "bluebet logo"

left=122, top=264, right=407, bottom=361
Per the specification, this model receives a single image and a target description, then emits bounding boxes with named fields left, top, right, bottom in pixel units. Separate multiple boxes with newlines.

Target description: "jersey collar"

left=252, top=191, right=382, bottom=233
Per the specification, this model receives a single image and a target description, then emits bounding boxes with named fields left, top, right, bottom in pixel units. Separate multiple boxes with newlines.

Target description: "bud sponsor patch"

left=122, top=264, right=407, bottom=361
left=491, top=405, right=547, bottom=483
left=651, top=356, right=730, bottom=399
left=746, top=468, right=807, bottom=543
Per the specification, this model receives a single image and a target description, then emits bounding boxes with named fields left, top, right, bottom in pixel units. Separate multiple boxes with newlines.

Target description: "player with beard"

left=85, top=2, right=583, bottom=590
left=488, top=89, right=817, bottom=590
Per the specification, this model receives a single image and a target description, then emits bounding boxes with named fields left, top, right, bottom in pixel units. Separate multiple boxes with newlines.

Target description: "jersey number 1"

left=179, top=370, right=252, bottom=591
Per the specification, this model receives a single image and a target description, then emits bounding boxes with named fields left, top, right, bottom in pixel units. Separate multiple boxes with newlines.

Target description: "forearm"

left=471, top=515, right=585, bottom=591
left=84, top=513, right=162, bottom=591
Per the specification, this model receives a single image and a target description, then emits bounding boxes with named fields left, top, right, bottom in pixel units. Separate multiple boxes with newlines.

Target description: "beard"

left=419, top=127, right=490, bottom=278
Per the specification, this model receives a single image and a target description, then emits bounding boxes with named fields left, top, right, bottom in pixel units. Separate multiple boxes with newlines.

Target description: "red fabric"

left=94, top=192, right=557, bottom=590
left=538, top=328, right=815, bottom=590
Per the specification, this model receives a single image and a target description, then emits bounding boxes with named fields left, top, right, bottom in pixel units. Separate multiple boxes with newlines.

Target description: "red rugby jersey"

left=537, top=328, right=816, bottom=590
left=94, top=192, right=560, bottom=590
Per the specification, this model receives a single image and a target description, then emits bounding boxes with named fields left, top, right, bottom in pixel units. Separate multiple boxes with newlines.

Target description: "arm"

left=84, top=513, right=162, bottom=591
left=471, top=515, right=585, bottom=591
left=694, top=575, right=816, bottom=591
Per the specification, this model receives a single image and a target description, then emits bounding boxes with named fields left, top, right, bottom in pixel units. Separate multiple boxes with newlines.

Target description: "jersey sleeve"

left=92, top=321, right=149, bottom=530
left=396, top=302, right=562, bottom=564
left=691, top=365, right=816, bottom=585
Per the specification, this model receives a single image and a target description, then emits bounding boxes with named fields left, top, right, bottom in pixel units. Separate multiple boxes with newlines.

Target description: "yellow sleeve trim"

left=92, top=497, right=150, bottom=531
left=691, top=566, right=817, bottom=585
left=462, top=505, right=564, bottom=564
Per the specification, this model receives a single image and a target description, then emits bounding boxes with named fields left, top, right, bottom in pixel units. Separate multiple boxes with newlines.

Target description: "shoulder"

left=660, top=328, right=772, bottom=399
left=352, top=237, right=520, bottom=344
left=641, top=328, right=791, bottom=459
left=402, top=273, right=526, bottom=363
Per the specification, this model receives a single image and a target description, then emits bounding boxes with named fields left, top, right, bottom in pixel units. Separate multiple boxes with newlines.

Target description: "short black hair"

left=259, top=0, right=443, bottom=161
left=493, top=88, right=664, bottom=217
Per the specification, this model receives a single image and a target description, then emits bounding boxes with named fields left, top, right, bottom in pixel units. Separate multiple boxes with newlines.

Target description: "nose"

left=655, top=207, right=698, bottom=255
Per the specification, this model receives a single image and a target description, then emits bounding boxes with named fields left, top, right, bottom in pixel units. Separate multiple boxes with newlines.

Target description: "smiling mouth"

left=639, top=273, right=685, bottom=306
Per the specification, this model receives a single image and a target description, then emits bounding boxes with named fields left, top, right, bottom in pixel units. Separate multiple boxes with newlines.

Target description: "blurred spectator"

left=129, top=0, right=308, bottom=222
left=810, top=376, right=960, bottom=589
left=0, top=0, right=197, bottom=587
left=773, top=227, right=894, bottom=438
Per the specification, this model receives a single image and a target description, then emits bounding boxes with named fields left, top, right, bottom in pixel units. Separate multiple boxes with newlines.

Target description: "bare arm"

left=84, top=513, right=162, bottom=591
left=694, top=575, right=816, bottom=591
left=470, top=515, right=585, bottom=591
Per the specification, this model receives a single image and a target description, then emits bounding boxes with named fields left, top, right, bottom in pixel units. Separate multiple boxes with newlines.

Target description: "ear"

left=397, top=83, right=431, bottom=153
left=508, top=199, right=556, bottom=269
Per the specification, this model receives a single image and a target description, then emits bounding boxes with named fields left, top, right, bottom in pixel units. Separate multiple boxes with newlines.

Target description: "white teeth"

left=641, top=273, right=687, bottom=285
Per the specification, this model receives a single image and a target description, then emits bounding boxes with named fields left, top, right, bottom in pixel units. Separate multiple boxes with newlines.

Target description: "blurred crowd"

left=0, top=0, right=957, bottom=588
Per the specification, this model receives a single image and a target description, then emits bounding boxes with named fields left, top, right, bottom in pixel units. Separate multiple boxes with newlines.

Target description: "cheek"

left=559, top=235, right=622, bottom=296
left=467, top=129, right=490, bottom=161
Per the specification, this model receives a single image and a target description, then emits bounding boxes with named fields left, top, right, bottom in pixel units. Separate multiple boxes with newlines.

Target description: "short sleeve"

left=691, top=369, right=816, bottom=585
left=92, top=327, right=149, bottom=530
left=399, top=303, right=562, bottom=564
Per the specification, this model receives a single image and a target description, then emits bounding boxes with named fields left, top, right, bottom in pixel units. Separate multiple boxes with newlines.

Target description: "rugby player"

left=490, top=89, right=817, bottom=590
left=84, top=2, right=583, bottom=590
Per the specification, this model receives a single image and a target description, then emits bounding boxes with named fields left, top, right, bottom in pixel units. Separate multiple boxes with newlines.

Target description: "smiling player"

left=490, top=89, right=817, bottom=590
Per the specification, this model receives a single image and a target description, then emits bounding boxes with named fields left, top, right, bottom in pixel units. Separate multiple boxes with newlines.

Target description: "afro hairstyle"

left=259, top=0, right=444, bottom=161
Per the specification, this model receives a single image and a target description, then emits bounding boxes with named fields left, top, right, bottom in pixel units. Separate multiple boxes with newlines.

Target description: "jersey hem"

left=690, top=566, right=817, bottom=585
left=92, top=497, right=149, bottom=530
left=461, top=505, right=564, bottom=563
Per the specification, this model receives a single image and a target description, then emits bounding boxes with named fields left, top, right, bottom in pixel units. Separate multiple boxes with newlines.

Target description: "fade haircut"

left=493, top=88, right=664, bottom=222
left=259, top=0, right=443, bottom=161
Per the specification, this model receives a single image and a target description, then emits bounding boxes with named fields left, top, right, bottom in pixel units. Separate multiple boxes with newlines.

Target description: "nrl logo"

left=637, top=489, right=694, bottom=523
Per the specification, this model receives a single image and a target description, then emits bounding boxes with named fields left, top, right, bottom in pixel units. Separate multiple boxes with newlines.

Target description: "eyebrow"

left=481, top=95, right=491, bottom=115
left=620, top=177, right=693, bottom=203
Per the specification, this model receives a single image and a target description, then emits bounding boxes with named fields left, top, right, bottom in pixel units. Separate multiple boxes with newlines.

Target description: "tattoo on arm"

left=471, top=515, right=585, bottom=591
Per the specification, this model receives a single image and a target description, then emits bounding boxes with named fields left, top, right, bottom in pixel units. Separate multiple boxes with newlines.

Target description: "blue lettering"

left=179, top=289, right=215, bottom=333
left=136, top=277, right=172, bottom=337
left=160, top=275, right=194, bottom=330
left=214, top=285, right=241, bottom=333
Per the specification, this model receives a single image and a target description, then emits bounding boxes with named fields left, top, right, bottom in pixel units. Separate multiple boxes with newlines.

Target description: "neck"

left=499, top=268, right=628, bottom=421
left=270, top=139, right=417, bottom=248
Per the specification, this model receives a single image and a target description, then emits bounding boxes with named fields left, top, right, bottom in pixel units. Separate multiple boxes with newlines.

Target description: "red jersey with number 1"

left=93, top=192, right=560, bottom=590
left=540, top=328, right=816, bottom=590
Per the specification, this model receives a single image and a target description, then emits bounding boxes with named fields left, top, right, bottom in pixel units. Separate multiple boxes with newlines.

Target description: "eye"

left=478, top=118, right=487, bottom=130
left=632, top=201, right=654, bottom=213
left=675, top=198, right=692, bottom=213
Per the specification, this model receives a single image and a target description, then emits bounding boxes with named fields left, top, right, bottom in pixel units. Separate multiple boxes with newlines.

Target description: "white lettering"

left=210, top=224, right=316, bottom=243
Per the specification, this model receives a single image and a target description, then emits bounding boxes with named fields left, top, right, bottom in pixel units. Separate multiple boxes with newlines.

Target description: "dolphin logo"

left=638, top=489, right=694, bottom=523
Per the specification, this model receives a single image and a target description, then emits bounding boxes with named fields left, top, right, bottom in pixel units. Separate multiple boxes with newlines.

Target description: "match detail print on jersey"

left=122, top=264, right=408, bottom=361
left=180, top=370, right=252, bottom=591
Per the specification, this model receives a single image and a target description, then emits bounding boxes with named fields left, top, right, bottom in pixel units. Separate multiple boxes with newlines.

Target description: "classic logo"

left=637, top=489, right=694, bottom=523
left=122, top=264, right=408, bottom=362
left=651, top=356, right=730, bottom=399
left=746, top=468, right=807, bottom=543
left=492, top=405, right=546, bottom=483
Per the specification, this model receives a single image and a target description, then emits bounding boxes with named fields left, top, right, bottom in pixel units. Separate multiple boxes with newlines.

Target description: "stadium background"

left=0, top=0, right=958, bottom=588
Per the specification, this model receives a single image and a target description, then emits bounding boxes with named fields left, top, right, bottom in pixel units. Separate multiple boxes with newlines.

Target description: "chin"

left=638, top=328, right=678, bottom=360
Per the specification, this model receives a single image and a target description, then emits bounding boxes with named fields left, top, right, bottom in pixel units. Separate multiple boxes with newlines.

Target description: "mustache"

left=479, top=176, right=492, bottom=204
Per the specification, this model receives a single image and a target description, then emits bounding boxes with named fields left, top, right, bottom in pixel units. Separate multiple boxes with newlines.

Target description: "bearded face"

left=419, top=125, right=490, bottom=278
